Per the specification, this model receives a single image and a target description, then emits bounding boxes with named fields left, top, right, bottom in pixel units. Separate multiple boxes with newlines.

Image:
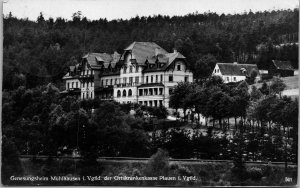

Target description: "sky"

left=3, top=0, right=299, bottom=21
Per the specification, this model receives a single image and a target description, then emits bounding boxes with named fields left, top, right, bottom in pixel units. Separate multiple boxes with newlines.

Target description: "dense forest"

left=3, top=9, right=299, bottom=90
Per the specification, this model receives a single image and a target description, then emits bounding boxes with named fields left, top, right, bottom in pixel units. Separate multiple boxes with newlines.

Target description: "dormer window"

left=177, top=64, right=181, bottom=71
left=129, top=66, right=133, bottom=73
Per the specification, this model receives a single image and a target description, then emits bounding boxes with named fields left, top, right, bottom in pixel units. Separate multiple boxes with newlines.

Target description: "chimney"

left=173, top=48, right=177, bottom=53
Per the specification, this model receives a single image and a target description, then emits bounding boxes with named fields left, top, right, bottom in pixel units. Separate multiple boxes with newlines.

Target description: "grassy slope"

left=250, top=76, right=299, bottom=97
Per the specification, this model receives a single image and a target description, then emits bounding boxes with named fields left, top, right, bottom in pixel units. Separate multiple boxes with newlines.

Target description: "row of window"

left=82, top=92, right=93, bottom=99
left=101, top=74, right=189, bottom=86
left=67, top=81, right=94, bottom=89
left=224, top=76, right=237, bottom=82
left=138, top=88, right=163, bottom=96
left=67, top=81, right=79, bottom=89
left=138, top=100, right=163, bottom=107
left=214, top=69, right=220, bottom=73
left=122, top=64, right=182, bottom=74
left=117, top=89, right=133, bottom=97
left=81, top=69, right=94, bottom=76
left=123, top=66, right=139, bottom=74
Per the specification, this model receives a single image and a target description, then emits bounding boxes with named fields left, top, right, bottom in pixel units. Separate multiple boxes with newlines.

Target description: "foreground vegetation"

left=3, top=149, right=297, bottom=186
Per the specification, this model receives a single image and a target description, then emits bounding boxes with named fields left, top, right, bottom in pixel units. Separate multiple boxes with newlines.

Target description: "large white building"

left=212, top=62, right=260, bottom=83
left=62, top=42, right=193, bottom=108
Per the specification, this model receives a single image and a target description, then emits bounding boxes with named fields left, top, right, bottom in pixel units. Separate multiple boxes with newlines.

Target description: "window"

left=110, top=79, right=113, bottom=85
left=117, top=90, right=121, bottom=97
left=135, top=76, right=139, bottom=84
left=161, top=74, right=163, bottom=82
left=115, top=78, right=118, bottom=85
left=146, top=76, right=149, bottom=83
left=129, top=66, right=133, bottom=73
left=123, top=77, right=127, bottom=84
left=123, top=67, right=127, bottom=74
left=82, top=93, right=85, bottom=99
left=91, top=92, right=93, bottom=99
left=233, top=77, right=236, bottom=81
left=67, top=83, right=70, bottom=89
left=83, top=83, right=85, bottom=88
left=151, top=75, right=153, bottom=83
left=215, top=69, right=217, bottom=73
left=159, top=100, right=163, bottom=106
left=169, top=75, right=173, bottom=82
left=135, top=66, right=139, bottom=72
left=159, top=88, right=163, bottom=95
left=129, top=77, right=133, bottom=84
left=139, top=89, right=143, bottom=96
left=177, top=64, right=181, bottom=71
left=154, top=88, right=158, bottom=95
left=72, top=82, right=74, bottom=88
left=106, top=79, right=108, bottom=86
left=101, top=80, right=104, bottom=86
left=128, top=89, right=132, bottom=96
left=156, top=75, right=158, bottom=83
left=185, top=76, right=189, bottom=82
left=226, top=77, right=229, bottom=82
left=76, top=82, right=78, bottom=88
left=149, top=88, right=153, bottom=95
left=123, top=90, right=126, bottom=97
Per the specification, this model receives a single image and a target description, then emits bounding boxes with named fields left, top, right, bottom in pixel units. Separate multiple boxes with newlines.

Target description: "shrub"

left=247, top=167, right=263, bottom=181
left=144, top=148, right=169, bottom=176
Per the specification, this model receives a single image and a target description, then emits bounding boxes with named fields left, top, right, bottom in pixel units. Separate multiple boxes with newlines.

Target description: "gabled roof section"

left=83, top=52, right=121, bottom=69
left=272, top=60, right=294, bottom=70
left=123, top=42, right=168, bottom=65
left=217, top=63, right=259, bottom=76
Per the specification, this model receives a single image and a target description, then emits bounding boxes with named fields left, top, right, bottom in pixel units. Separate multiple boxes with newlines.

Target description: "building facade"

left=212, top=62, right=260, bottom=83
left=62, top=42, right=193, bottom=108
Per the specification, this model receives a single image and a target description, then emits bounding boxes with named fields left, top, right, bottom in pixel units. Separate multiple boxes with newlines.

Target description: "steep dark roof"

left=272, top=60, right=294, bottom=70
left=82, top=52, right=121, bottom=69
left=217, top=63, right=259, bottom=76
left=123, top=42, right=168, bottom=65
left=122, top=42, right=186, bottom=72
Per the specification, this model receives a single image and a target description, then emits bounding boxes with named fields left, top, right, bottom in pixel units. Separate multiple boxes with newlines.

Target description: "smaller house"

left=269, top=60, right=294, bottom=77
left=212, top=62, right=260, bottom=83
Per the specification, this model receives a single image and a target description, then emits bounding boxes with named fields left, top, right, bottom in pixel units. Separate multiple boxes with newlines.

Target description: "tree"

left=169, top=82, right=195, bottom=120
left=194, top=54, right=217, bottom=81
left=206, top=89, right=233, bottom=129
left=270, top=77, right=286, bottom=98
left=37, top=12, right=45, bottom=23
left=259, top=81, right=269, bottom=95
left=250, top=85, right=262, bottom=101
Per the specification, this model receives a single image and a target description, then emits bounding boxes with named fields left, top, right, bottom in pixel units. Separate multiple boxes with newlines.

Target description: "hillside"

left=3, top=9, right=299, bottom=90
